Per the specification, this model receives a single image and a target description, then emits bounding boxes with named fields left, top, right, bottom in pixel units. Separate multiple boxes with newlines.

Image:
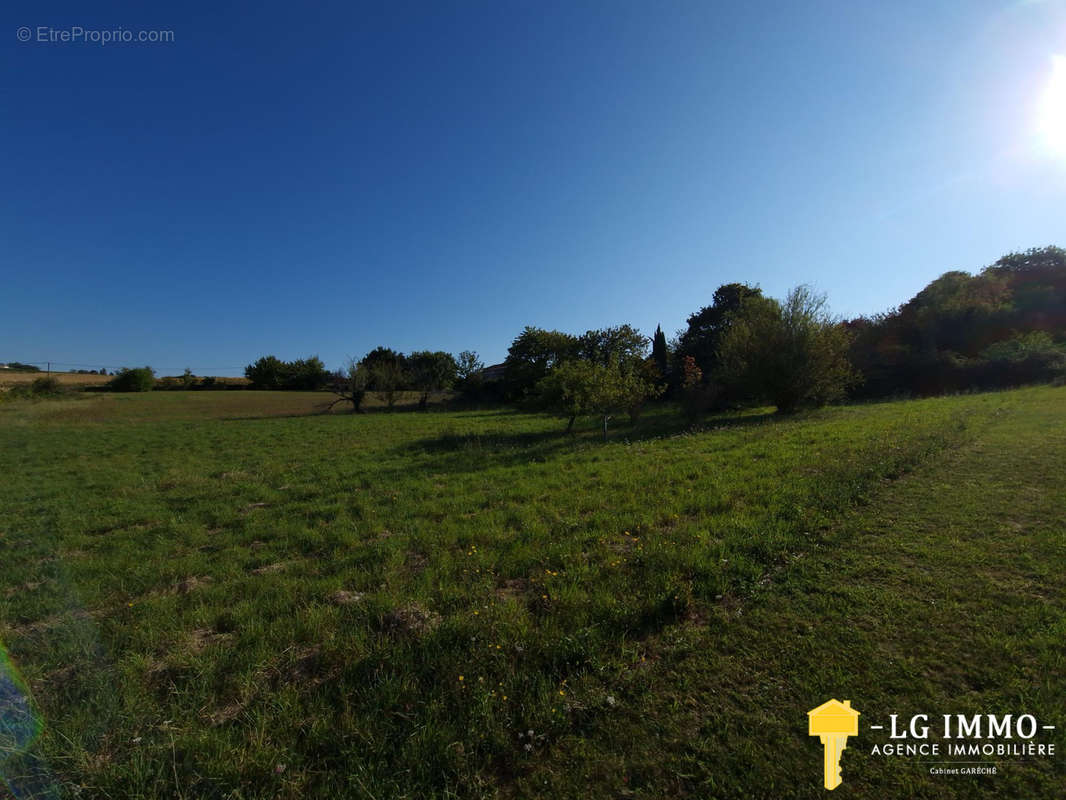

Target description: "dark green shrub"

left=245, top=356, right=289, bottom=389
left=244, top=356, right=330, bottom=390
left=31, top=376, right=62, bottom=395
left=108, top=367, right=155, bottom=392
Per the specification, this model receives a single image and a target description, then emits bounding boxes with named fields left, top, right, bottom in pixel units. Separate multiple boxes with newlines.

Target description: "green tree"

left=361, top=348, right=407, bottom=383
left=108, top=367, right=156, bottom=393
left=288, top=356, right=331, bottom=390
left=677, top=283, right=763, bottom=377
left=244, top=356, right=290, bottom=389
left=358, top=347, right=409, bottom=408
left=503, top=327, right=580, bottom=399
left=31, top=376, right=62, bottom=395
left=534, top=360, right=661, bottom=439
left=718, top=286, right=856, bottom=413
left=651, top=324, right=669, bottom=381
left=327, top=360, right=370, bottom=413
left=678, top=355, right=714, bottom=422
left=981, top=331, right=1063, bottom=362
left=408, top=351, right=458, bottom=410
left=578, top=324, right=648, bottom=368
left=456, top=350, right=484, bottom=383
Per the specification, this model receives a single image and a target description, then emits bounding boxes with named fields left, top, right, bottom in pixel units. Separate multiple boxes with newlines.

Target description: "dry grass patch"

left=381, top=604, right=442, bottom=637
left=330, top=589, right=366, bottom=605
left=187, top=628, right=232, bottom=653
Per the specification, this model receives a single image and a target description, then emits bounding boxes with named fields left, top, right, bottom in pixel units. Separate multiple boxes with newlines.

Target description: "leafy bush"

left=244, top=355, right=330, bottom=390
left=1, top=376, right=65, bottom=402
left=108, top=367, right=155, bottom=392
left=980, top=331, right=1063, bottom=363
left=533, top=359, right=661, bottom=438
left=678, top=355, right=714, bottom=422
left=718, top=286, right=856, bottom=413
left=31, top=376, right=62, bottom=395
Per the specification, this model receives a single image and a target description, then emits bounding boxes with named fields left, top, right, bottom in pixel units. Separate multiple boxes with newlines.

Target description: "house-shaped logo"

left=808, top=699, right=860, bottom=790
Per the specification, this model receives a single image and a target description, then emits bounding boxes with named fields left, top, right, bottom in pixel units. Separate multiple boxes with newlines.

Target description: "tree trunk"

left=565, top=415, right=576, bottom=434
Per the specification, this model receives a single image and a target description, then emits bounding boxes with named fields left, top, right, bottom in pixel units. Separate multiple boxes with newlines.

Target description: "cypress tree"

left=652, top=324, right=669, bottom=378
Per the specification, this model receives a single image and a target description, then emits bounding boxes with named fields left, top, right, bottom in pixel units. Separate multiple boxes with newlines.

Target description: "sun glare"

left=1037, top=55, right=1066, bottom=158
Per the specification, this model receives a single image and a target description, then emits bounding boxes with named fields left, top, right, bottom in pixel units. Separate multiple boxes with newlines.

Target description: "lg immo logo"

left=807, top=699, right=1058, bottom=790
left=808, top=699, right=860, bottom=790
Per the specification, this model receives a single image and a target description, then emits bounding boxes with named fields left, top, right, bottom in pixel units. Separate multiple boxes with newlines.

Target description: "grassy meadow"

left=1, top=387, right=1064, bottom=798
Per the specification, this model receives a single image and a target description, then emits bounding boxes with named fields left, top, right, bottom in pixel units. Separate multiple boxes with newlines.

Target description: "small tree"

left=371, top=360, right=406, bottom=410
left=578, top=324, right=649, bottom=368
left=678, top=355, right=710, bottom=422
left=245, top=356, right=290, bottom=389
left=181, top=367, right=196, bottom=389
left=677, top=283, right=763, bottom=377
left=409, top=351, right=458, bottom=410
left=109, top=367, right=155, bottom=392
left=327, top=360, right=370, bottom=413
left=503, top=327, right=581, bottom=399
left=651, top=324, right=669, bottom=382
left=31, top=376, right=62, bottom=395
left=456, top=350, right=484, bottom=382
left=534, top=360, right=660, bottom=440
left=718, top=286, right=856, bottom=413
left=288, top=356, right=331, bottom=390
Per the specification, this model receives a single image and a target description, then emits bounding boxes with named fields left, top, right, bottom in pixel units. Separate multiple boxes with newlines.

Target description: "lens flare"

left=1037, top=55, right=1066, bottom=159
left=1, top=641, right=59, bottom=799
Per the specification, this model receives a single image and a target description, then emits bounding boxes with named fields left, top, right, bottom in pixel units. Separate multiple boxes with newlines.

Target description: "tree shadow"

left=219, top=402, right=460, bottom=422
left=393, top=406, right=780, bottom=476
left=221, top=410, right=337, bottom=421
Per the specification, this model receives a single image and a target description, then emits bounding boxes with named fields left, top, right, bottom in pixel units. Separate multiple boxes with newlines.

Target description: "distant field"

left=0, top=373, right=250, bottom=390
left=0, top=389, right=457, bottom=424
left=0, top=371, right=111, bottom=388
left=1, top=387, right=1063, bottom=798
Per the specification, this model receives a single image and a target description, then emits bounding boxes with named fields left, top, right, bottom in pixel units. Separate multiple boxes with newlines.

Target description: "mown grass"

left=0, top=387, right=1061, bottom=798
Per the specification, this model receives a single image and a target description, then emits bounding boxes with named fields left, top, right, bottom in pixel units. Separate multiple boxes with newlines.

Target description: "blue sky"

left=3, top=1, right=1065, bottom=374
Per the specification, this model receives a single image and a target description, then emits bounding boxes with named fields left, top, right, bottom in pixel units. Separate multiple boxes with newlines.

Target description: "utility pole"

left=47, top=361, right=51, bottom=376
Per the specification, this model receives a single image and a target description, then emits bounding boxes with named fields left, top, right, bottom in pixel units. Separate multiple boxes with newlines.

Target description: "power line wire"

left=3, top=360, right=246, bottom=373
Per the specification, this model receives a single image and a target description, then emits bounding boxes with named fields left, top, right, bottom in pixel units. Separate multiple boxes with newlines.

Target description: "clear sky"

left=3, top=1, right=1065, bottom=375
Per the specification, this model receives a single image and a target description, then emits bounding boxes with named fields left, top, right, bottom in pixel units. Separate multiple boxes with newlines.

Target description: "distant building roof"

left=478, top=362, right=507, bottom=381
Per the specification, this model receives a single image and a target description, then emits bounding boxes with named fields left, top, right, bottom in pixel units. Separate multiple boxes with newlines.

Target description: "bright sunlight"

left=1037, top=55, right=1066, bottom=158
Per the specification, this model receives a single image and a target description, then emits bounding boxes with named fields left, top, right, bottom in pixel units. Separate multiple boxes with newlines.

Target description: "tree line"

left=239, top=246, right=1065, bottom=428
left=244, top=349, right=486, bottom=412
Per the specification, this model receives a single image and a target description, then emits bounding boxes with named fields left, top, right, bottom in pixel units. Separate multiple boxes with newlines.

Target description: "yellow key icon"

left=807, top=699, right=860, bottom=790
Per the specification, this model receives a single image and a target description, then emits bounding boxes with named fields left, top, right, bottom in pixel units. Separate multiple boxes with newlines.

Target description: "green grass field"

left=1, top=387, right=1064, bottom=798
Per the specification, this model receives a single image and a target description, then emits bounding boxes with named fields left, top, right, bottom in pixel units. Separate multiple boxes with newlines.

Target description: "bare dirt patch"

left=382, top=604, right=442, bottom=637
left=174, top=576, right=213, bottom=594
left=331, top=589, right=366, bottom=605
left=250, top=561, right=292, bottom=575
left=188, top=628, right=232, bottom=653
left=495, top=578, right=528, bottom=601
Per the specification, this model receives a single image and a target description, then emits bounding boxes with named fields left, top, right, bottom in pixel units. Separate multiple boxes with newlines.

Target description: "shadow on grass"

left=219, top=402, right=461, bottom=422
left=221, top=410, right=336, bottom=421
left=393, top=407, right=780, bottom=475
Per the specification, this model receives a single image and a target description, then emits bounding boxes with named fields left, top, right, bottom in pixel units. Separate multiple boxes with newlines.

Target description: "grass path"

left=517, top=390, right=1066, bottom=798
